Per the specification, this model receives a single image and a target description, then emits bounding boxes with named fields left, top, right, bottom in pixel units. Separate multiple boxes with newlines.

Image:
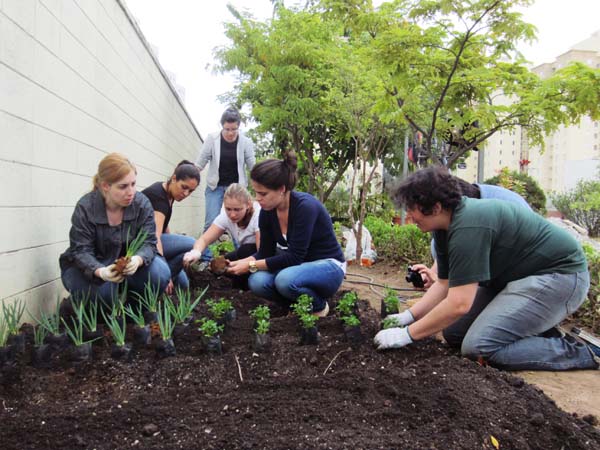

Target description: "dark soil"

left=1, top=271, right=599, bottom=450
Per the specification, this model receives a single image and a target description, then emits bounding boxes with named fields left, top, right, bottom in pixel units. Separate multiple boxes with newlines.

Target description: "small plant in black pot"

left=124, top=304, right=151, bottom=347
left=292, top=294, right=320, bottom=345
left=155, top=303, right=176, bottom=359
left=381, top=287, right=399, bottom=318
left=198, top=318, right=224, bottom=355
left=0, top=317, right=13, bottom=368
left=2, top=298, right=26, bottom=355
left=253, top=318, right=271, bottom=353
left=134, top=278, right=161, bottom=324
left=249, top=305, right=270, bottom=328
left=169, top=286, right=207, bottom=337
left=36, top=300, right=69, bottom=351
left=207, top=298, right=236, bottom=327
left=381, top=316, right=402, bottom=330
left=74, top=296, right=104, bottom=344
left=102, top=306, right=132, bottom=361
left=336, top=291, right=359, bottom=317
left=340, top=314, right=363, bottom=344
left=61, top=307, right=96, bottom=363
left=31, top=325, right=52, bottom=368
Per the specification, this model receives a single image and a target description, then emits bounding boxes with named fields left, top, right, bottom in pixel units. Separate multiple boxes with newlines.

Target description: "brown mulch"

left=0, top=270, right=599, bottom=450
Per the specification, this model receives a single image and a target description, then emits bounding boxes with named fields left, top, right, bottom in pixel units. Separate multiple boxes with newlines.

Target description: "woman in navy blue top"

left=227, top=152, right=346, bottom=316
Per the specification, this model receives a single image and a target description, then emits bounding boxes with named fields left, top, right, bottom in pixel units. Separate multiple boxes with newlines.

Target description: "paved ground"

left=342, top=262, right=600, bottom=421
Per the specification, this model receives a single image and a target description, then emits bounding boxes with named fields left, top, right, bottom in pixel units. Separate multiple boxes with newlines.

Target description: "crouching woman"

left=59, top=153, right=170, bottom=304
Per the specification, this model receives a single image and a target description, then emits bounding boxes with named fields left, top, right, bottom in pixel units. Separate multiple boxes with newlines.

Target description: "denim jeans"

left=443, top=271, right=597, bottom=371
left=61, top=256, right=171, bottom=305
left=160, top=233, right=195, bottom=289
left=202, top=185, right=226, bottom=261
left=248, top=259, right=345, bottom=313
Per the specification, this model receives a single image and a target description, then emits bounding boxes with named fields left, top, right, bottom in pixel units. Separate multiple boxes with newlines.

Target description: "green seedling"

left=341, top=314, right=361, bottom=327
left=101, top=308, right=127, bottom=347
left=71, top=294, right=99, bottom=333
left=382, top=316, right=402, bottom=329
left=336, top=291, right=358, bottom=316
left=124, top=304, right=146, bottom=328
left=61, top=307, right=93, bottom=347
left=33, top=325, right=48, bottom=348
left=383, top=287, right=399, bottom=315
left=250, top=305, right=270, bottom=322
left=125, top=228, right=148, bottom=258
left=208, top=239, right=234, bottom=256
left=255, top=318, right=270, bottom=335
left=35, top=298, right=62, bottom=336
left=206, top=298, right=233, bottom=320
left=169, top=286, right=207, bottom=323
left=2, top=298, right=26, bottom=336
left=0, top=317, right=8, bottom=347
left=198, top=318, right=224, bottom=338
left=157, top=302, right=175, bottom=341
left=133, top=277, right=160, bottom=314
left=292, top=294, right=318, bottom=329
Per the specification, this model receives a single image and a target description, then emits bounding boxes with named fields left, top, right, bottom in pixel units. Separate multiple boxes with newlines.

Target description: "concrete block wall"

left=0, top=0, right=204, bottom=317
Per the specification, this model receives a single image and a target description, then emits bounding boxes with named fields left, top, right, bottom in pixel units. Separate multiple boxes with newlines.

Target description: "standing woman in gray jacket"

left=195, top=107, right=255, bottom=261
left=59, top=153, right=171, bottom=305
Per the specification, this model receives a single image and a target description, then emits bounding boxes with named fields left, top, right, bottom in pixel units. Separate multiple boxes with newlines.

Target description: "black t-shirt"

left=141, top=182, right=172, bottom=233
left=218, top=135, right=239, bottom=186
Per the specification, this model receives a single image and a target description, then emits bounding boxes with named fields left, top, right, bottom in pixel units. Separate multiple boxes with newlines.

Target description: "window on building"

left=500, top=140, right=503, bottom=145
left=512, top=141, right=515, bottom=145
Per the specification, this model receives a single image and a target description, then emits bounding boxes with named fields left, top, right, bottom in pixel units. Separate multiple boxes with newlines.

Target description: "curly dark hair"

left=393, top=166, right=463, bottom=215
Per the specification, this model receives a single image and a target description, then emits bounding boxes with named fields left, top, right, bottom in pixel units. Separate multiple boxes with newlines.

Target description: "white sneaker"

left=312, top=302, right=329, bottom=318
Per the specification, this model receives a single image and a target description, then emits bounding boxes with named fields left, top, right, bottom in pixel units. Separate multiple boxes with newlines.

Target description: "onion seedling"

left=33, top=325, right=48, bottom=348
left=133, top=277, right=161, bottom=316
left=169, top=286, right=207, bottom=323
left=157, top=302, right=175, bottom=341
left=0, top=317, right=8, bottom=347
left=114, top=228, right=148, bottom=274
left=35, top=298, right=62, bottom=336
left=124, top=304, right=146, bottom=328
left=101, top=308, right=127, bottom=347
left=1, top=298, right=26, bottom=336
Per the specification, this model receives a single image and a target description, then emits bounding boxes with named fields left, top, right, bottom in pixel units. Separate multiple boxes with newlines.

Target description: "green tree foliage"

left=551, top=180, right=600, bottom=237
left=484, top=168, right=547, bottom=215
left=576, top=244, right=600, bottom=333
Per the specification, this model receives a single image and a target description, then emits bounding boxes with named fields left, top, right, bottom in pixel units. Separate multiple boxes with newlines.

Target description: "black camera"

left=405, top=266, right=424, bottom=288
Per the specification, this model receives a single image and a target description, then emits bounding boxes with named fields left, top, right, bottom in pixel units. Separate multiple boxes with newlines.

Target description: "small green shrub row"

left=484, top=168, right=547, bottom=215
left=575, top=243, right=600, bottom=333
left=363, top=216, right=432, bottom=265
left=551, top=179, right=600, bottom=237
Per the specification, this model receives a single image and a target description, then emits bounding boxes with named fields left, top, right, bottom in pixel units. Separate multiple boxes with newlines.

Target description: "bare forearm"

left=409, top=281, right=448, bottom=320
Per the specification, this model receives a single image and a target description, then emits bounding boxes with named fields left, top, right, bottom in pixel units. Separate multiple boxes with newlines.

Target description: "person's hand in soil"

left=182, top=249, right=202, bottom=268
left=384, top=309, right=415, bottom=327
left=96, top=264, right=125, bottom=283
left=374, top=327, right=413, bottom=350
left=227, top=258, right=251, bottom=276
left=411, top=263, right=437, bottom=289
left=122, top=255, right=143, bottom=276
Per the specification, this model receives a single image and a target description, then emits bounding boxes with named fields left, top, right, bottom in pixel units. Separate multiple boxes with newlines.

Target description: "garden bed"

left=1, top=271, right=599, bottom=450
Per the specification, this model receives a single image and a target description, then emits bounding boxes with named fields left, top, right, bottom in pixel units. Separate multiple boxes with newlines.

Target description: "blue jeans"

left=202, top=185, right=226, bottom=261
left=61, top=256, right=171, bottom=305
left=160, top=233, right=195, bottom=289
left=248, top=259, right=345, bottom=313
left=443, top=271, right=597, bottom=371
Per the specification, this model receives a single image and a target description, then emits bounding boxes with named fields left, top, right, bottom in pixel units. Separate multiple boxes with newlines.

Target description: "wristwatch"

left=248, top=260, right=258, bottom=273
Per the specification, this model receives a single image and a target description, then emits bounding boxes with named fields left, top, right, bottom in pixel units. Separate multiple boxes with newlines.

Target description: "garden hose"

left=343, top=272, right=422, bottom=298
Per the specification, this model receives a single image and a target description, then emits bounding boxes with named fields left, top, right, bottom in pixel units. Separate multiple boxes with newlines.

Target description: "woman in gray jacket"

left=195, top=107, right=255, bottom=261
left=59, top=153, right=170, bottom=305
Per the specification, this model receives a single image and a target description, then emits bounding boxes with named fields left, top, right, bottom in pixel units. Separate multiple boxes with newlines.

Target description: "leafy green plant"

left=382, top=287, right=399, bottom=315
left=363, top=216, right=432, bottom=265
left=340, top=314, right=360, bottom=327
left=198, top=318, right=224, bottom=338
left=133, top=278, right=161, bottom=313
left=33, top=325, right=48, bottom=348
left=206, top=298, right=233, bottom=320
left=157, top=302, right=175, bottom=341
left=101, top=308, right=127, bottom=347
left=575, top=243, right=600, bottom=332
left=250, top=305, right=271, bottom=322
left=292, top=294, right=318, bottom=329
left=208, top=239, right=235, bottom=256
left=484, top=168, right=547, bottom=215
left=382, top=316, right=402, bottom=330
left=124, top=304, right=146, bottom=328
left=336, top=291, right=358, bottom=316
left=255, top=318, right=270, bottom=335
left=2, top=298, right=26, bottom=336
left=35, top=298, right=62, bottom=336
left=551, top=179, right=600, bottom=237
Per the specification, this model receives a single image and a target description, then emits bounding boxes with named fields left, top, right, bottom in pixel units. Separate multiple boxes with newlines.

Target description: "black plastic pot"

left=83, top=326, right=105, bottom=344
left=69, top=342, right=93, bottom=363
left=253, top=332, right=271, bottom=353
left=31, top=344, right=53, bottom=367
left=44, top=333, right=70, bottom=351
left=201, top=335, right=223, bottom=355
left=343, top=325, right=364, bottom=345
left=300, top=326, right=320, bottom=345
left=173, top=322, right=190, bottom=338
left=144, top=311, right=159, bottom=324
left=0, top=345, right=16, bottom=368
left=155, top=338, right=176, bottom=359
left=7, top=332, right=26, bottom=354
left=110, top=343, right=133, bottom=361
left=380, top=299, right=399, bottom=318
left=133, top=325, right=152, bottom=347
left=224, top=309, right=237, bottom=324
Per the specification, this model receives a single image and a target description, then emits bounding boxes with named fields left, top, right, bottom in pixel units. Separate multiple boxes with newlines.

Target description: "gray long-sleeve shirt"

left=59, top=190, right=158, bottom=282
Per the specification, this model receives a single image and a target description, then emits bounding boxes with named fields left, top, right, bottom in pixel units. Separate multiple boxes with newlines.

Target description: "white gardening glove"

left=374, top=327, right=413, bottom=350
left=98, top=264, right=125, bottom=283
left=383, top=309, right=415, bottom=327
left=122, top=255, right=144, bottom=276
left=183, top=249, right=202, bottom=267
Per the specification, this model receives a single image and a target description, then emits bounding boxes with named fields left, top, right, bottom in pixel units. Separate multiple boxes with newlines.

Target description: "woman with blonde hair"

left=60, top=153, right=170, bottom=304
left=183, top=183, right=260, bottom=288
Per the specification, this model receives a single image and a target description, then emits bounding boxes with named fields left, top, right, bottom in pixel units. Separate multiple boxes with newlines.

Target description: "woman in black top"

left=142, top=161, right=200, bottom=293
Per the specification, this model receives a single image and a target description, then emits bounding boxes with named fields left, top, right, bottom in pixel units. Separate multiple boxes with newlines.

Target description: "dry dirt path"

left=342, top=262, right=600, bottom=421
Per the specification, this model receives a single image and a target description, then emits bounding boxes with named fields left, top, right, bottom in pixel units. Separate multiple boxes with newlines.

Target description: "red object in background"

left=408, top=146, right=416, bottom=163
left=519, top=159, right=530, bottom=166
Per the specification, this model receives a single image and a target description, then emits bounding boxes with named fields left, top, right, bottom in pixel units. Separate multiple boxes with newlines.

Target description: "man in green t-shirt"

left=374, top=166, right=598, bottom=371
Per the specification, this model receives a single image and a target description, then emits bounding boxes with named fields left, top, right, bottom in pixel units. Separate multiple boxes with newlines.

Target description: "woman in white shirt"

left=183, top=184, right=260, bottom=286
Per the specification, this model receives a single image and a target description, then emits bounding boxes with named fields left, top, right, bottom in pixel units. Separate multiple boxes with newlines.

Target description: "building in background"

left=0, top=0, right=204, bottom=314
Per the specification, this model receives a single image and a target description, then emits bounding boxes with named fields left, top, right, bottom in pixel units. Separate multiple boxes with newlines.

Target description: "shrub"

left=575, top=243, right=600, bottom=333
left=551, top=180, right=600, bottom=237
left=484, top=168, right=547, bottom=215
left=363, top=216, right=432, bottom=265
